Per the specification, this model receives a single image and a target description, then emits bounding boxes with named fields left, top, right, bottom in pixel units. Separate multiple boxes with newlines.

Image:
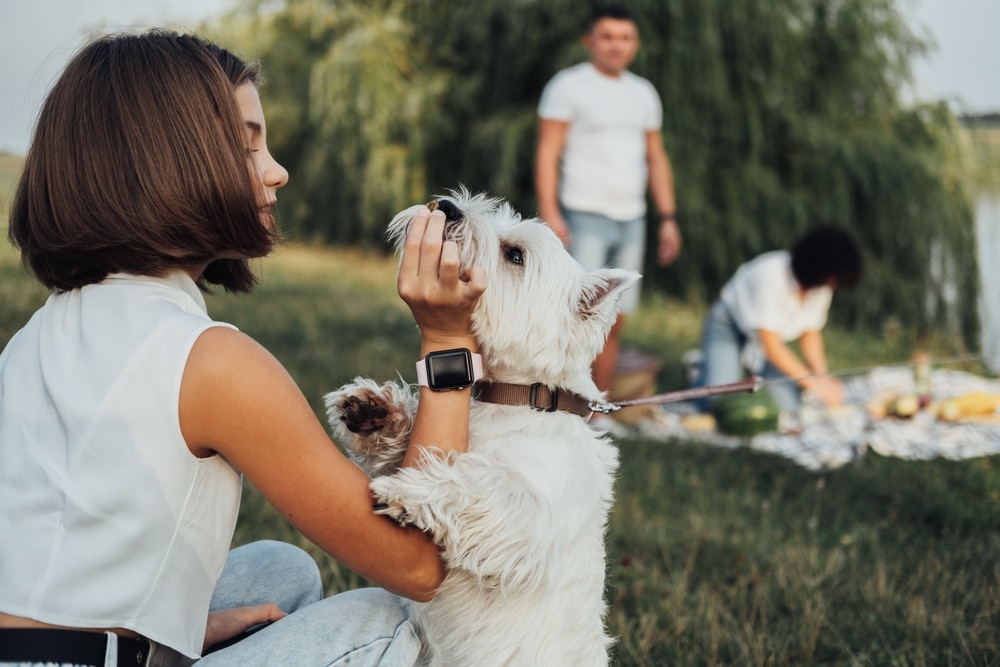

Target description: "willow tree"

left=210, top=0, right=979, bottom=345
left=210, top=0, right=445, bottom=243
left=630, top=0, right=978, bottom=342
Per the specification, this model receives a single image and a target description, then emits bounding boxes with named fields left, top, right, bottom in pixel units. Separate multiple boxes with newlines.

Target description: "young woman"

left=694, top=226, right=863, bottom=413
left=0, top=30, right=485, bottom=666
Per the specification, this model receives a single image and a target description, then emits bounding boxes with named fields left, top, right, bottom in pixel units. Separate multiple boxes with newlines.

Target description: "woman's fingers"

left=399, top=208, right=441, bottom=284
left=396, top=206, right=484, bottom=345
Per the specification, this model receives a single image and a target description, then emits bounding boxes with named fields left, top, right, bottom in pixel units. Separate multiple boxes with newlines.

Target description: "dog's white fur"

left=325, top=189, right=639, bottom=666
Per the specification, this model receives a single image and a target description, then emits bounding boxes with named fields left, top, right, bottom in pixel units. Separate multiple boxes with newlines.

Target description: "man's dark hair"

left=790, top=226, right=863, bottom=290
left=586, top=5, right=637, bottom=32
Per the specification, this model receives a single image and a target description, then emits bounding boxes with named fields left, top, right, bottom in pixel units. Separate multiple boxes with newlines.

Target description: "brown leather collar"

left=473, top=382, right=593, bottom=418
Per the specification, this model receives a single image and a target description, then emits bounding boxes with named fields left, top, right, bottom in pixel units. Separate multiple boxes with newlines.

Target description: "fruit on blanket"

left=934, top=392, right=1000, bottom=421
left=865, top=391, right=895, bottom=419
left=935, top=401, right=961, bottom=422
left=712, top=392, right=780, bottom=436
left=887, top=394, right=920, bottom=418
left=680, top=413, right=717, bottom=432
left=828, top=404, right=861, bottom=420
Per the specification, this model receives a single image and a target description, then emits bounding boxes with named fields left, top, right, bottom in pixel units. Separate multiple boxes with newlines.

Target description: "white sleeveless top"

left=0, top=271, right=242, bottom=658
left=538, top=61, right=663, bottom=221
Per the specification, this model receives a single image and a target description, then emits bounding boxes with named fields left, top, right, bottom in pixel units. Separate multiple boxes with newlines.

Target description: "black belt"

left=0, top=628, right=150, bottom=666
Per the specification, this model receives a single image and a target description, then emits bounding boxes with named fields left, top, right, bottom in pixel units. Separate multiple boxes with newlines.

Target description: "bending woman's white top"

left=0, top=271, right=240, bottom=659
left=720, top=250, right=832, bottom=373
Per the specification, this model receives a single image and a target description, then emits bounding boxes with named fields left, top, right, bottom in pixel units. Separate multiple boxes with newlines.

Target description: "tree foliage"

left=208, top=0, right=980, bottom=345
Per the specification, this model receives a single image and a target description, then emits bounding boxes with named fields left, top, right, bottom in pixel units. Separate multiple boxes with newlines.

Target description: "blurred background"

left=2, top=0, right=999, bottom=361
left=3, top=5, right=999, bottom=664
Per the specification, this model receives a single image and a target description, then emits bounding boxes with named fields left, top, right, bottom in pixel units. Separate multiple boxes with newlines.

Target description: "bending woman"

left=696, top=226, right=862, bottom=414
left=0, top=30, right=484, bottom=666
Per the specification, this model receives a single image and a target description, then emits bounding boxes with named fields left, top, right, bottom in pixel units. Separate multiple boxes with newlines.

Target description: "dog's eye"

left=503, top=245, right=524, bottom=266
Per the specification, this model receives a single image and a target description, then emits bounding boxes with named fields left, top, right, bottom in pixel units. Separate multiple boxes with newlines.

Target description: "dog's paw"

left=337, top=394, right=391, bottom=436
left=370, top=476, right=418, bottom=527
left=326, top=378, right=414, bottom=438
left=324, top=378, right=417, bottom=476
left=373, top=500, right=413, bottom=525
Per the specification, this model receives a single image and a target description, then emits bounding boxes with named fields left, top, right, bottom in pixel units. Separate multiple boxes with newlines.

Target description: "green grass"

left=0, top=154, right=21, bottom=210
left=961, top=123, right=1000, bottom=193
left=609, top=442, right=999, bottom=665
left=2, top=154, right=998, bottom=664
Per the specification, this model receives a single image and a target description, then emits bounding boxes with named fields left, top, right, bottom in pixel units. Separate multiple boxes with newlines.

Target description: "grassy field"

left=958, top=117, right=1000, bottom=194
left=1, top=154, right=998, bottom=665
left=0, top=154, right=22, bottom=227
left=2, top=234, right=997, bottom=665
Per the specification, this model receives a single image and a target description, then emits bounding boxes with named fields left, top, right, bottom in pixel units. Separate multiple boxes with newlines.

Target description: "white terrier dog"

left=325, top=190, right=639, bottom=666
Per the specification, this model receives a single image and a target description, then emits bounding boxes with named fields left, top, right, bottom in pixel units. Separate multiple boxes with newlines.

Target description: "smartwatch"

left=416, top=348, right=484, bottom=391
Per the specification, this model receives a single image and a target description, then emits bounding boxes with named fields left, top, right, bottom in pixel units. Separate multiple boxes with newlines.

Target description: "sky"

left=1, top=0, right=998, bottom=155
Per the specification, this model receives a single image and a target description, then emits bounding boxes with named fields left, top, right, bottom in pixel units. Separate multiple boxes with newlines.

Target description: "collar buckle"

left=529, top=383, right=559, bottom=412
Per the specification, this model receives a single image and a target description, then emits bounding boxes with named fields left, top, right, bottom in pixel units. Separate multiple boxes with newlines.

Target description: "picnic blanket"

left=624, top=367, right=1000, bottom=470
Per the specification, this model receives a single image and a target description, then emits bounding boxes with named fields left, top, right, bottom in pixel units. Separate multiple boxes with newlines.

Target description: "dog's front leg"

left=370, top=452, right=555, bottom=593
left=324, top=377, right=417, bottom=477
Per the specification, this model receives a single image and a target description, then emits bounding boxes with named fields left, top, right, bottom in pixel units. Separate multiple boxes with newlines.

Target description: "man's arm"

left=646, top=130, right=681, bottom=266
left=535, top=118, right=571, bottom=246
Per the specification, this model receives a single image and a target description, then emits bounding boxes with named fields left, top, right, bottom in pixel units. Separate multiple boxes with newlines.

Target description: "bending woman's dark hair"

left=790, top=225, right=863, bottom=290
left=9, top=30, right=273, bottom=293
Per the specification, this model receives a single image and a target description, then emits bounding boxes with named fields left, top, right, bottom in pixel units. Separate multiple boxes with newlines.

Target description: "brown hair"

left=8, top=30, right=275, bottom=293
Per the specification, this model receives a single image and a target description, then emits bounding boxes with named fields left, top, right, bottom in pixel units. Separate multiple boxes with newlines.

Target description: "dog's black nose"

left=432, top=199, right=464, bottom=223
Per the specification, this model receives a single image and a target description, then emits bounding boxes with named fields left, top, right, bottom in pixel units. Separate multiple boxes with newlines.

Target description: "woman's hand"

left=797, top=330, right=841, bottom=405
left=203, top=603, right=286, bottom=653
left=803, top=375, right=844, bottom=407
left=396, top=205, right=487, bottom=466
left=397, top=207, right=486, bottom=351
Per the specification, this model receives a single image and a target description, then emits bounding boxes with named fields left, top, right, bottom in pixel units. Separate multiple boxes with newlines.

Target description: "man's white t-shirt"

left=538, top=62, right=662, bottom=221
left=720, top=251, right=833, bottom=372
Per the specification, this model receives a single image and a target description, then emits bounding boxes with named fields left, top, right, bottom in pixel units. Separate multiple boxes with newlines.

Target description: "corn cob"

left=935, top=392, right=1000, bottom=422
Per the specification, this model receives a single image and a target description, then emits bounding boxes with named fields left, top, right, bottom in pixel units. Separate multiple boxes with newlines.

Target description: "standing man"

left=535, top=4, right=680, bottom=427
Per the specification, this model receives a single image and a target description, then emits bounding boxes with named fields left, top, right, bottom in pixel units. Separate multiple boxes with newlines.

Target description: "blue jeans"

left=195, top=541, right=420, bottom=667
left=696, top=300, right=801, bottom=413
left=2, top=542, right=419, bottom=667
left=562, top=208, right=645, bottom=314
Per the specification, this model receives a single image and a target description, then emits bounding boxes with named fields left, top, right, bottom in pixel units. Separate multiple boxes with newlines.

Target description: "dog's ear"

left=578, top=268, right=641, bottom=319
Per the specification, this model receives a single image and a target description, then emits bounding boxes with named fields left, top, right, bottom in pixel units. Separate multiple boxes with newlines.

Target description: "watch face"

left=427, top=349, right=474, bottom=390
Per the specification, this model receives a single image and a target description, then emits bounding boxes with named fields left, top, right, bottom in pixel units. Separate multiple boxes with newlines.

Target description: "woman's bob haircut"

left=9, top=30, right=275, bottom=293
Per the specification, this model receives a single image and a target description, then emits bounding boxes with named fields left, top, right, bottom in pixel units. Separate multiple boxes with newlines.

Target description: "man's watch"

left=416, top=348, right=484, bottom=391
